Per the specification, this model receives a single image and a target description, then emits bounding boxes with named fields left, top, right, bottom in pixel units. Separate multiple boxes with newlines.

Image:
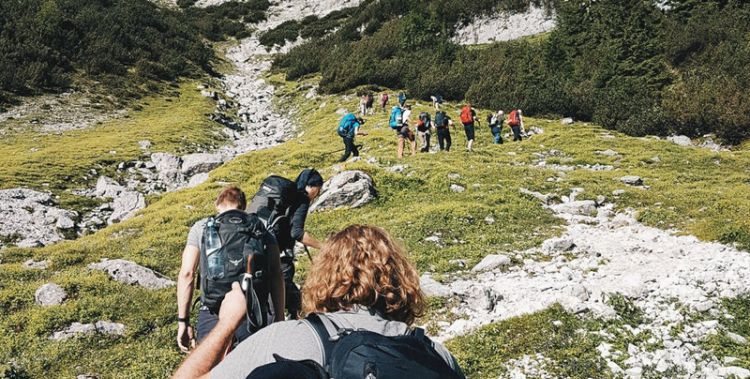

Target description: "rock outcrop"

left=94, top=177, right=146, bottom=224
left=88, top=259, right=175, bottom=290
left=311, top=171, right=377, bottom=211
left=452, top=5, right=556, bottom=45
left=35, top=283, right=67, bottom=306
left=0, top=188, right=78, bottom=248
left=50, top=321, right=126, bottom=341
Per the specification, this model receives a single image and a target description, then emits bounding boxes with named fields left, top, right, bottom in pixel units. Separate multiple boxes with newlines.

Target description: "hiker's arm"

left=172, top=283, right=246, bottom=379
left=267, top=243, right=285, bottom=322
left=301, top=232, right=323, bottom=250
left=176, top=245, right=200, bottom=352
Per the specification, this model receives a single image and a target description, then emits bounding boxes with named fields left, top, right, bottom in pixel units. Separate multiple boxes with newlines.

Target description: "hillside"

left=1, top=0, right=750, bottom=378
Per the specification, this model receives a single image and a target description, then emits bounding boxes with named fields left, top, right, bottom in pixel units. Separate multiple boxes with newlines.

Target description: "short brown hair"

left=302, top=225, right=425, bottom=324
left=215, top=186, right=246, bottom=210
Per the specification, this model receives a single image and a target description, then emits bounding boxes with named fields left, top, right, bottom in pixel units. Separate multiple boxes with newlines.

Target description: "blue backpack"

left=389, top=107, right=403, bottom=130
left=338, top=113, right=358, bottom=136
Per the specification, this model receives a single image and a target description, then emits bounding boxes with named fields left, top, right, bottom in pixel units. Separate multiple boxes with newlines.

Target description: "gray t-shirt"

left=211, top=307, right=464, bottom=379
left=186, top=217, right=278, bottom=250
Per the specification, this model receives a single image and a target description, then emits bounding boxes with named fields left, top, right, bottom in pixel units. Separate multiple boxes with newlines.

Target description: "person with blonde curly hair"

left=173, top=225, right=465, bottom=379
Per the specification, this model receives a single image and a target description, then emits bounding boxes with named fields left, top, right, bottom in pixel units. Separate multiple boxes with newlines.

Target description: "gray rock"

left=620, top=176, right=643, bottom=186
left=484, top=215, right=496, bottom=225
left=50, top=321, right=126, bottom=341
left=519, top=188, right=555, bottom=205
left=55, top=215, right=76, bottom=230
left=718, top=367, right=750, bottom=379
left=0, top=188, right=78, bottom=248
left=187, top=173, right=210, bottom=188
left=550, top=200, right=597, bottom=217
left=612, top=189, right=626, bottom=196
left=88, top=259, right=174, bottom=290
left=151, top=152, right=184, bottom=187
left=449, top=259, right=467, bottom=268
left=597, top=149, right=619, bottom=157
left=138, top=140, right=152, bottom=150
left=667, top=135, right=692, bottom=147
left=108, top=190, right=145, bottom=224
left=23, top=259, right=49, bottom=270
left=335, top=108, right=348, bottom=115
left=542, top=237, right=575, bottom=253
left=94, top=176, right=123, bottom=198
left=180, top=153, right=224, bottom=176
left=447, top=173, right=461, bottom=180
left=310, top=171, right=377, bottom=212
left=561, top=117, right=574, bottom=125
left=727, top=332, right=748, bottom=345
left=420, top=274, right=451, bottom=297
left=387, top=165, right=406, bottom=173
left=472, top=254, right=511, bottom=272
left=35, top=283, right=67, bottom=306
left=450, top=184, right=466, bottom=193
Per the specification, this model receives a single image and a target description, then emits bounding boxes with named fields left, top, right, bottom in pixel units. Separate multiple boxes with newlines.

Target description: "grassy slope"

left=0, top=73, right=749, bottom=378
left=0, top=82, right=225, bottom=212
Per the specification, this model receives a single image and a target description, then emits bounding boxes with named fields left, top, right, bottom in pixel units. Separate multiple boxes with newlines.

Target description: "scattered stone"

left=450, top=184, right=466, bottom=193
left=387, top=165, right=406, bottom=173
left=180, top=153, right=224, bottom=177
left=108, top=191, right=146, bottom=224
left=472, top=254, right=511, bottom=272
left=484, top=215, right=496, bottom=225
left=561, top=117, right=574, bottom=125
left=138, top=140, right=152, bottom=150
left=88, top=259, right=175, bottom=290
left=187, top=173, right=210, bottom=188
left=727, top=332, right=748, bottom=345
left=0, top=188, right=78, bottom=248
left=620, top=176, right=643, bottom=186
left=50, top=321, right=126, bottom=341
left=718, top=367, right=750, bottom=379
left=449, top=259, right=467, bottom=268
left=310, top=171, right=377, bottom=212
left=23, top=259, right=49, bottom=270
left=596, top=149, right=619, bottom=157
left=542, top=237, right=575, bottom=253
left=612, top=189, right=626, bottom=196
left=550, top=200, right=597, bottom=217
left=420, top=274, right=451, bottom=297
left=447, top=173, right=461, bottom=180
left=35, top=283, right=67, bottom=306
left=519, top=187, right=555, bottom=205
left=667, top=135, right=693, bottom=147
left=151, top=152, right=184, bottom=187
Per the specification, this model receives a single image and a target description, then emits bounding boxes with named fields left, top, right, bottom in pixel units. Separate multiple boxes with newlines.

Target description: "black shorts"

left=463, top=124, right=475, bottom=141
left=398, top=125, right=414, bottom=140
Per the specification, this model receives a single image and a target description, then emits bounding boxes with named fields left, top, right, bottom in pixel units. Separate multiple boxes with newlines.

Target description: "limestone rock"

left=50, top=321, right=126, bottom=341
left=88, top=259, right=174, bottom=290
left=180, top=153, right=224, bottom=176
left=138, top=140, right=152, bottom=150
left=597, top=149, right=619, bottom=157
left=561, top=117, right=574, bottom=125
left=450, top=184, right=466, bottom=193
left=472, top=255, right=512, bottom=272
left=542, top=237, right=575, bottom=253
left=310, top=171, right=377, bottom=212
left=23, top=259, right=49, bottom=270
left=35, top=283, right=67, bottom=306
left=727, top=332, right=748, bottom=345
left=151, top=152, right=184, bottom=187
left=620, top=176, right=643, bottom=186
left=452, top=5, right=556, bottom=45
left=108, top=191, right=145, bottom=224
left=420, top=274, right=451, bottom=297
left=550, top=200, right=597, bottom=217
left=667, top=135, right=693, bottom=147
left=187, top=173, right=210, bottom=188
left=0, top=188, right=78, bottom=248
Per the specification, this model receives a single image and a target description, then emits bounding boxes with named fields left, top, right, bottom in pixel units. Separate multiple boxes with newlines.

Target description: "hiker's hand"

left=218, top=282, right=246, bottom=328
left=177, top=322, right=194, bottom=353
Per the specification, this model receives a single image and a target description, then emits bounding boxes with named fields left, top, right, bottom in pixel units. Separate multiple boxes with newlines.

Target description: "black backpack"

left=434, top=111, right=447, bottom=129
left=199, top=209, right=269, bottom=330
left=248, top=176, right=298, bottom=240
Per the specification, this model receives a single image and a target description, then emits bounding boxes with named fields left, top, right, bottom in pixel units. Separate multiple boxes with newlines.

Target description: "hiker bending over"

left=336, top=113, right=367, bottom=162
left=508, top=109, right=523, bottom=142
left=430, top=95, right=443, bottom=111
left=176, top=186, right=285, bottom=353
left=173, top=225, right=466, bottom=379
left=459, top=103, right=479, bottom=152
left=417, top=111, right=432, bottom=153
left=379, top=92, right=389, bottom=113
left=248, top=169, right=324, bottom=320
left=488, top=111, right=504, bottom=144
left=435, top=110, right=453, bottom=152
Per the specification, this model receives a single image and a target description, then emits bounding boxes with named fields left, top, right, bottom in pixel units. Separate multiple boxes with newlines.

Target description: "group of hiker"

left=341, top=92, right=526, bottom=161
left=174, top=177, right=466, bottom=379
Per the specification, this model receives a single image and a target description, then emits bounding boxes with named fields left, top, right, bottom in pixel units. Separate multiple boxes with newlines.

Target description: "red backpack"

left=460, top=106, right=473, bottom=125
left=508, top=110, right=520, bottom=127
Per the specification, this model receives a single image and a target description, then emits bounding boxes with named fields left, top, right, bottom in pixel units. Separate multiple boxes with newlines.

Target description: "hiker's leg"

left=426, top=132, right=431, bottom=151
left=284, top=280, right=301, bottom=320
left=339, top=136, right=352, bottom=162
left=397, top=136, right=404, bottom=158
left=446, top=131, right=452, bottom=151
left=409, top=134, right=417, bottom=155
left=352, top=139, right=359, bottom=157
left=437, top=130, right=445, bottom=150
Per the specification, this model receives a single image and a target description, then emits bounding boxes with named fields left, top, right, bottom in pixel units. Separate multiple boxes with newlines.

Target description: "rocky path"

left=425, top=187, right=750, bottom=378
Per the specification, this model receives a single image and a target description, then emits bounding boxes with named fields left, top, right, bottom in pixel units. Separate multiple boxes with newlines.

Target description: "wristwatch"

left=177, top=317, right=190, bottom=324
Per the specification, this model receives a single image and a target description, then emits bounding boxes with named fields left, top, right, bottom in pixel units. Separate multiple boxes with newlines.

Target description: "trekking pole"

left=326, top=144, right=364, bottom=155
left=304, top=245, right=313, bottom=262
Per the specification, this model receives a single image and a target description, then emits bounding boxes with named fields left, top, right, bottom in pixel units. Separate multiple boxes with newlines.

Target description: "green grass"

left=703, top=296, right=750, bottom=369
left=0, top=73, right=749, bottom=377
left=0, top=81, right=224, bottom=212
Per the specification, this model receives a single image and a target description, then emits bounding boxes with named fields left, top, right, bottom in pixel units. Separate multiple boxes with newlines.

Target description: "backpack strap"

left=305, top=314, right=340, bottom=365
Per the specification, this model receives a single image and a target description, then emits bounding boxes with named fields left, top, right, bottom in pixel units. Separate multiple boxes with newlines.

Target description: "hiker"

left=365, top=93, right=374, bottom=115
left=173, top=225, right=466, bottom=379
left=508, top=108, right=523, bottom=142
left=398, top=91, right=407, bottom=107
left=430, top=95, right=443, bottom=111
left=417, top=111, right=432, bottom=152
left=379, top=92, right=389, bottom=113
left=434, top=110, right=453, bottom=152
left=400, top=105, right=417, bottom=158
left=176, top=186, right=285, bottom=353
left=488, top=111, right=504, bottom=144
left=358, top=94, right=367, bottom=116
left=459, top=103, right=479, bottom=151
left=247, top=169, right=325, bottom=321
left=336, top=113, right=367, bottom=162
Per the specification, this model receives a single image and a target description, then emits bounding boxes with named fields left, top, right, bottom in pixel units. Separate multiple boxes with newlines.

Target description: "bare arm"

left=177, top=245, right=200, bottom=352
left=300, top=232, right=323, bottom=250
left=267, top=244, right=285, bottom=322
left=173, top=283, right=246, bottom=379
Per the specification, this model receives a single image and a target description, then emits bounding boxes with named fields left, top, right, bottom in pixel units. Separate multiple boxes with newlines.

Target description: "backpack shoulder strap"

left=305, top=314, right=340, bottom=364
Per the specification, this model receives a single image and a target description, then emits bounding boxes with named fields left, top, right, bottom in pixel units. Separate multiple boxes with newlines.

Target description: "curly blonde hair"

left=302, top=225, right=426, bottom=325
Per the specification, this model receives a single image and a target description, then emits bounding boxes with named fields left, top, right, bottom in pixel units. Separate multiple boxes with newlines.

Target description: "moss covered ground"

left=0, top=73, right=749, bottom=378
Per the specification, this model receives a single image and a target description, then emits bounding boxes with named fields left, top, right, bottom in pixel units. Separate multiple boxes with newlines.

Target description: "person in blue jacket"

left=337, top=113, right=367, bottom=162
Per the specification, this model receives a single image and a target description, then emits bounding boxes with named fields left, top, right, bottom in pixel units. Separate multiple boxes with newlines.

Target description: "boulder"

left=717, top=367, right=750, bottom=379
left=561, top=117, right=574, bottom=125
left=620, top=176, right=643, bottom=186
left=667, top=135, right=692, bottom=147
left=597, top=149, right=619, bottom=157
left=420, top=274, right=451, bottom=297
left=108, top=191, right=145, bottom=224
left=187, top=173, right=210, bottom=188
left=727, top=332, right=748, bottom=345
left=23, top=259, right=49, bottom=270
left=180, top=153, right=224, bottom=176
left=310, top=171, right=377, bottom=212
left=35, top=283, right=67, bottom=306
left=50, top=321, right=126, bottom=341
left=88, top=259, right=175, bottom=290
left=542, top=237, right=575, bottom=253
left=151, top=152, right=184, bottom=186
left=472, top=254, right=512, bottom=272
left=138, top=140, right=152, bottom=150
left=550, top=200, right=597, bottom=217
left=0, top=188, right=78, bottom=248
left=450, top=184, right=466, bottom=193
left=94, top=176, right=123, bottom=198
